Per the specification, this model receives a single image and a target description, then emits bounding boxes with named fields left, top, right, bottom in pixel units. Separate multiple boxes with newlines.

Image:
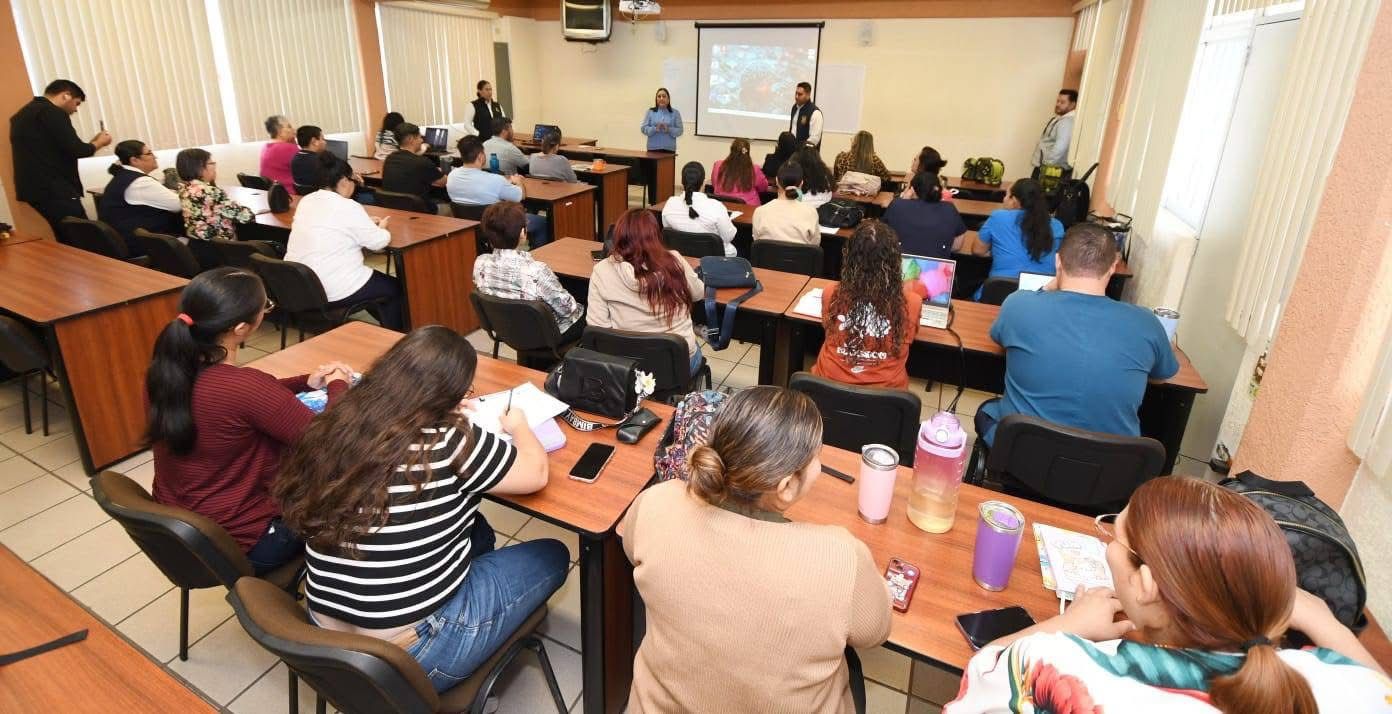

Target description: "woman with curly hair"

left=711, top=137, right=769, bottom=206
left=811, top=220, right=922, bottom=389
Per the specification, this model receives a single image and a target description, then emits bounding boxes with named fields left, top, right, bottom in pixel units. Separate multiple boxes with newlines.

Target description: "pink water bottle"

left=907, top=411, right=969, bottom=533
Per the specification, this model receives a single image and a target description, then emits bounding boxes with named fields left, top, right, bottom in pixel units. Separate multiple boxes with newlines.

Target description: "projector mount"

left=618, top=0, right=661, bottom=25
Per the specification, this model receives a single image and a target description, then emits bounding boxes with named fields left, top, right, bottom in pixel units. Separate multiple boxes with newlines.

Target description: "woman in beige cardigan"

left=587, top=209, right=705, bottom=373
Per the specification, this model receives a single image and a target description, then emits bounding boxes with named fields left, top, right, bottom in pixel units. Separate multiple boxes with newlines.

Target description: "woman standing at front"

left=640, top=88, right=683, bottom=153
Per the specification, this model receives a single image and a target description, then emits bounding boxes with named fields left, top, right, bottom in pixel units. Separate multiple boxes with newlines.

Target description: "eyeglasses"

left=263, top=298, right=277, bottom=313
left=1094, top=513, right=1142, bottom=563
left=139, top=152, right=155, bottom=158
left=465, top=387, right=476, bottom=398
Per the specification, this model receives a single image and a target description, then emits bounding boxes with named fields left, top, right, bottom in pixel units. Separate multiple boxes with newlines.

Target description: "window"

left=377, top=3, right=495, bottom=127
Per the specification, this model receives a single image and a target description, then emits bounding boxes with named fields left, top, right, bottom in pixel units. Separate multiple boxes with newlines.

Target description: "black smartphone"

left=569, top=443, right=615, bottom=483
left=955, top=606, right=1036, bottom=650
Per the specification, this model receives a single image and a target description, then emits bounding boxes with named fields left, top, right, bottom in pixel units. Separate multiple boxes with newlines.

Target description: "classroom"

left=0, top=0, right=1389, bottom=712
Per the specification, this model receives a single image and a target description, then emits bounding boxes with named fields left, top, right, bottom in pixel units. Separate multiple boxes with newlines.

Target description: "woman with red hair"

left=587, top=209, right=705, bottom=373
left=949, top=477, right=1388, bottom=713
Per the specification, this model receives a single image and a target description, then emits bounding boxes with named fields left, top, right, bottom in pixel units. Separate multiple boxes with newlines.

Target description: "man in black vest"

left=468, top=80, right=506, bottom=137
left=9, top=79, right=111, bottom=236
left=788, top=81, right=823, bottom=150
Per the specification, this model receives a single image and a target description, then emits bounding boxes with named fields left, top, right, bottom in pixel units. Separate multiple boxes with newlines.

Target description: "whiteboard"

left=817, top=64, right=865, bottom=135
left=662, top=58, right=698, bottom=126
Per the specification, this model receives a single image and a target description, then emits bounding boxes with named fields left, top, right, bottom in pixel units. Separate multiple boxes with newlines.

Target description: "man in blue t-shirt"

left=975, top=222, right=1178, bottom=446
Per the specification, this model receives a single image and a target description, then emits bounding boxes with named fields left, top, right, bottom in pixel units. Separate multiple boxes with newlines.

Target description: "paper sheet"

left=728, top=211, right=743, bottom=220
left=792, top=288, right=823, bottom=318
left=1035, top=523, right=1114, bottom=597
left=819, top=224, right=842, bottom=235
left=468, top=382, right=569, bottom=434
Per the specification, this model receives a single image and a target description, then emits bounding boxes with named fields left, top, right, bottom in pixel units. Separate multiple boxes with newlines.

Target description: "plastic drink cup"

left=907, top=412, right=969, bottom=533
left=857, top=444, right=899, bottom=524
left=972, top=501, right=1025, bottom=591
left=1153, top=307, right=1179, bottom=343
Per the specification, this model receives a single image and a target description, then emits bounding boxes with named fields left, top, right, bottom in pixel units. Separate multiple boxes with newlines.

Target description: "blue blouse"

left=640, top=108, right=683, bottom=152
left=978, top=208, right=1065, bottom=280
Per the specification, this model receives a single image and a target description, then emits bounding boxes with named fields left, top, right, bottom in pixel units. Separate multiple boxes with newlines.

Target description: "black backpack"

left=1221, top=470, right=1367, bottom=632
left=817, top=198, right=864, bottom=228
left=1053, top=163, right=1098, bottom=229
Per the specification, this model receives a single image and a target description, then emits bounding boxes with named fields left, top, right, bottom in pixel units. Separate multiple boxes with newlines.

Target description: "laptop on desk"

left=325, top=139, right=349, bottom=162
left=902, top=254, right=957, bottom=329
left=533, top=124, right=561, bottom=142
left=1018, top=271, right=1052, bottom=293
left=422, top=127, right=450, bottom=154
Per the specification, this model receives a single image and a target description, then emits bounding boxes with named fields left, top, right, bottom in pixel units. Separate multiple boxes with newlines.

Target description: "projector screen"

left=695, top=23, right=823, bottom=141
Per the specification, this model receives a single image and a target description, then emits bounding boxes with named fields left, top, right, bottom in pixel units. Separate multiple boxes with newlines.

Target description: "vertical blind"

left=377, top=3, right=495, bottom=127
left=216, top=0, right=366, bottom=141
left=1070, top=0, right=1130, bottom=172
left=1224, top=0, right=1378, bottom=342
left=11, top=0, right=227, bottom=149
left=1071, top=1, right=1099, bottom=51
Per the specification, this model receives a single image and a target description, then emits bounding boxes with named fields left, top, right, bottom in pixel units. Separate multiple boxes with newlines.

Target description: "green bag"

left=962, top=157, right=1005, bottom=186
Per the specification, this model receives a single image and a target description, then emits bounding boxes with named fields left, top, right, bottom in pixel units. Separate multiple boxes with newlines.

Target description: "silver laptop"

left=902, top=254, right=957, bottom=329
left=1018, top=271, right=1053, bottom=292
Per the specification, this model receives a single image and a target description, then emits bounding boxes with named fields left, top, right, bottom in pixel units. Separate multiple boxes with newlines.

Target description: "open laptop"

left=1018, top=271, right=1053, bottom=292
left=533, top=123, right=561, bottom=142
left=422, top=126, right=449, bottom=154
left=902, top=254, right=957, bottom=329
left=325, top=139, right=349, bottom=162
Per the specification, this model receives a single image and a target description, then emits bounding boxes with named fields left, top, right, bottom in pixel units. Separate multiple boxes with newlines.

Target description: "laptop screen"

left=423, top=127, right=448, bottom=151
left=1018, top=272, right=1052, bottom=292
left=901, top=255, right=957, bottom=308
left=533, top=124, right=560, bottom=141
left=325, top=139, right=349, bottom=162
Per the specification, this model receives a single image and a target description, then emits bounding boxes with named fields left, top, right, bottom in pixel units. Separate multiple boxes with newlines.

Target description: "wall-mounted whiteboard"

left=662, top=58, right=698, bottom=122
left=817, top=64, right=866, bottom=135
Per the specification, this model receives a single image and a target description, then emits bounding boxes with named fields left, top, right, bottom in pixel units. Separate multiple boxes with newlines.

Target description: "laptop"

left=1018, top=271, right=1053, bottom=292
left=901, top=254, right=957, bottom=329
left=325, top=139, right=349, bottom=162
left=422, top=126, right=449, bottom=154
left=532, top=123, right=561, bottom=142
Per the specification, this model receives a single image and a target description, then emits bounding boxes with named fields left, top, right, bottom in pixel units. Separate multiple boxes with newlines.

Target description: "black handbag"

left=816, top=199, right=864, bottom=229
left=543, top=348, right=641, bottom=431
left=267, top=181, right=292, bottom=213
left=696, top=256, right=761, bottom=351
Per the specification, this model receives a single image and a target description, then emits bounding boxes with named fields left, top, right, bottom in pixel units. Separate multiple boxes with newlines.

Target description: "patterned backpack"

left=1221, top=470, right=1368, bottom=632
left=653, top=390, right=728, bottom=482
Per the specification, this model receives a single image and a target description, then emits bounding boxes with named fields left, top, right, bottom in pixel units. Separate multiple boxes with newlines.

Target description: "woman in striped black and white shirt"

left=274, top=326, right=569, bottom=692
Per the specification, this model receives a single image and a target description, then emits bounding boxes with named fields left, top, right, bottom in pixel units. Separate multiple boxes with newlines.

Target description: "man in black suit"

left=9, top=79, right=112, bottom=236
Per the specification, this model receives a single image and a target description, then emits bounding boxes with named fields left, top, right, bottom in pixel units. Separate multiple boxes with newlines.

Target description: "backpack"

left=962, top=157, right=1006, bottom=186
left=653, top=390, right=728, bottom=482
left=1221, top=470, right=1368, bottom=632
left=817, top=198, right=864, bottom=228
left=1053, top=163, right=1098, bottom=229
left=836, top=170, right=882, bottom=197
left=696, top=257, right=761, bottom=351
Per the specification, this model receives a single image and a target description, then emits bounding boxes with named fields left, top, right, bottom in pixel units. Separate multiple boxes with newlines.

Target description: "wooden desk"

left=0, top=241, right=185, bottom=473
left=554, top=146, right=677, bottom=205
left=248, top=322, right=671, bottom=714
left=223, top=186, right=481, bottom=335
left=783, top=278, right=1207, bottom=473
left=888, top=172, right=1011, bottom=201
left=569, top=160, right=631, bottom=236
left=0, top=545, right=214, bottom=711
left=0, top=232, right=45, bottom=247
left=513, top=128, right=599, bottom=148
left=521, top=178, right=597, bottom=242
left=956, top=231, right=1134, bottom=280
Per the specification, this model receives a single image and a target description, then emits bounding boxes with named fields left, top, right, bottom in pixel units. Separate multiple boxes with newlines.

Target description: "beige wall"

left=507, top=17, right=1073, bottom=182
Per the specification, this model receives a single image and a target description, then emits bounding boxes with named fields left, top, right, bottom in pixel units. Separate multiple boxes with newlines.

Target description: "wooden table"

left=569, top=160, right=631, bottom=237
left=0, top=546, right=214, bottom=710
left=521, top=178, right=597, bottom=242
left=513, top=128, right=599, bottom=149
left=531, top=238, right=811, bottom=384
left=783, top=278, right=1208, bottom=473
left=223, top=186, right=481, bottom=335
left=552, top=145, right=677, bottom=205
left=888, top=172, right=1011, bottom=201
left=0, top=232, right=45, bottom=247
left=248, top=322, right=671, bottom=714
left=0, top=241, right=185, bottom=473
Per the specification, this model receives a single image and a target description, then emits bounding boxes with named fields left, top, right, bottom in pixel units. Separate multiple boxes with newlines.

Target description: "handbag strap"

left=560, top=405, right=641, bottom=432
left=704, top=281, right=762, bottom=350
left=0, top=630, right=88, bottom=667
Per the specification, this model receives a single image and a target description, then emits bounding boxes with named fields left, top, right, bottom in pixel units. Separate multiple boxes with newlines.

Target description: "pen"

left=822, top=465, right=855, bottom=484
left=505, top=386, right=514, bottom=413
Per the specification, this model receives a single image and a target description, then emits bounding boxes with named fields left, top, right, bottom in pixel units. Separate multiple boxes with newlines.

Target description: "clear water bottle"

left=489, top=153, right=500, bottom=173
left=907, top=411, right=969, bottom=533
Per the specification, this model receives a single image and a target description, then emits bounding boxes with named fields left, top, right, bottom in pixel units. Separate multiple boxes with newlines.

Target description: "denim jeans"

left=690, top=346, right=705, bottom=377
left=246, top=517, right=304, bottom=575
left=525, top=212, right=551, bottom=248
left=975, top=397, right=1002, bottom=447
left=405, top=534, right=569, bottom=691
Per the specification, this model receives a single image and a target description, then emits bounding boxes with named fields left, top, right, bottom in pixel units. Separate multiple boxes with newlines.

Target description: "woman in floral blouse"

left=176, top=148, right=253, bottom=241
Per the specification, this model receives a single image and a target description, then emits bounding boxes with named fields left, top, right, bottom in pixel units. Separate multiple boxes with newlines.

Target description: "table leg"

left=394, top=229, right=479, bottom=334
left=1139, top=386, right=1197, bottom=475
left=552, top=193, right=597, bottom=242
left=651, top=157, right=675, bottom=204
left=579, top=533, right=634, bottom=714
left=774, top=319, right=803, bottom=387
left=600, top=170, right=629, bottom=236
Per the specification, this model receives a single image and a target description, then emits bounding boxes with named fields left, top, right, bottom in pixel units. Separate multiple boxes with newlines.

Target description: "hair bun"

left=686, top=444, right=728, bottom=502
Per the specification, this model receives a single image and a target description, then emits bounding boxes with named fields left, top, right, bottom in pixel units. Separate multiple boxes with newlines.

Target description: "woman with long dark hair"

left=811, top=220, right=922, bottom=389
left=274, top=326, right=568, bottom=692
left=711, top=137, right=769, bottom=206
left=882, top=171, right=968, bottom=259
left=640, top=87, right=683, bottom=153
left=147, top=268, right=351, bottom=573
left=973, top=178, right=1064, bottom=295
left=588, top=209, right=705, bottom=373
left=661, top=161, right=737, bottom=256
left=762, top=131, right=800, bottom=182
left=907, top=146, right=954, bottom=201
left=950, top=477, right=1387, bottom=713
left=374, top=111, right=405, bottom=159
left=789, top=145, right=834, bottom=207
left=97, top=139, right=181, bottom=254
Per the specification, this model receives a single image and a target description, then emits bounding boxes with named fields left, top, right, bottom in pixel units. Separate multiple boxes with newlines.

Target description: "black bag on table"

left=1053, top=163, right=1098, bottom=229
left=696, top=256, right=761, bottom=351
left=543, top=348, right=640, bottom=431
left=817, top=199, right=864, bottom=229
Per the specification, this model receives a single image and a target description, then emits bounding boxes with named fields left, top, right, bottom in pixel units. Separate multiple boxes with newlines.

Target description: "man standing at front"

left=10, top=79, right=111, bottom=236
left=789, top=81, right=823, bottom=150
left=1031, top=89, right=1077, bottom=173
left=466, top=80, right=506, bottom=138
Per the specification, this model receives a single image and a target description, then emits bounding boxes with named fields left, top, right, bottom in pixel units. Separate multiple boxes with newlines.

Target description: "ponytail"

left=110, top=139, right=148, bottom=176
left=911, top=171, right=943, bottom=204
left=685, top=189, right=698, bottom=220
left=1011, top=179, right=1055, bottom=261
left=1209, top=642, right=1317, bottom=714
left=679, top=161, right=706, bottom=220
left=777, top=161, right=804, bottom=201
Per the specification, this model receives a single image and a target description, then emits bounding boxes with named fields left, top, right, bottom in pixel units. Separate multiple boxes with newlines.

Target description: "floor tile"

left=908, top=696, right=944, bottom=714
left=867, top=680, right=909, bottom=713
left=951, top=389, right=996, bottom=421
left=23, top=434, right=81, bottom=471
left=0, top=437, right=13, bottom=461
left=29, top=518, right=139, bottom=591
left=108, top=449, right=155, bottom=474
left=0, top=473, right=79, bottom=530
left=229, top=662, right=320, bottom=714
left=910, top=660, right=963, bottom=704
left=71, top=553, right=176, bottom=624
left=168, top=616, right=280, bottom=705
left=703, top=357, right=738, bottom=386
left=710, top=341, right=749, bottom=365
left=720, top=363, right=759, bottom=391
left=235, top=347, right=270, bottom=366
left=125, top=457, right=157, bottom=493
left=117, top=585, right=236, bottom=664
left=538, top=564, right=581, bottom=651
left=0, top=410, right=74, bottom=452
left=0, top=451, right=47, bottom=494
left=0, top=381, right=22, bottom=409
left=740, top=342, right=761, bottom=367
left=513, top=518, right=580, bottom=563
left=51, top=459, right=92, bottom=493
left=0, top=492, right=108, bottom=561
left=479, top=499, right=532, bottom=537
left=491, top=635, right=584, bottom=713
left=859, top=644, right=913, bottom=692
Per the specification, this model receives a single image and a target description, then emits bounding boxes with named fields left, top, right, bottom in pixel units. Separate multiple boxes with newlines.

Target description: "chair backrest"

left=449, top=203, right=488, bottom=221
left=751, top=240, right=824, bottom=276
left=579, top=326, right=692, bottom=397
left=661, top=228, right=723, bottom=259
left=710, top=193, right=746, bottom=205
left=228, top=577, right=438, bottom=714
left=134, top=229, right=201, bottom=278
left=0, top=315, right=48, bottom=372
left=92, top=471, right=252, bottom=590
left=788, top=372, right=921, bottom=467
left=374, top=190, right=434, bottom=215
left=186, top=237, right=224, bottom=271
left=250, top=253, right=330, bottom=314
left=988, top=413, right=1167, bottom=513
left=237, top=173, right=273, bottom=190
left=58, top=217, right=131, bottom=259
left=469, top=291, right=564, bottom=354
left=211, top=237, right=278, bottom=270
left=978, top=277, right=1019, bottom=306
left=293, top=184, right=317, bottom=197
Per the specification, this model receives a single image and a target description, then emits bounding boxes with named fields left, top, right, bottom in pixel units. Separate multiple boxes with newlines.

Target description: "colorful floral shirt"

left=179, top=179, right=253, bottom=241
left=947, top=632, right=1392, bottom=713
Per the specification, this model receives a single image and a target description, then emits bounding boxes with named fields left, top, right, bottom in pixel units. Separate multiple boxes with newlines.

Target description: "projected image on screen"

left=707, top=44, right=816, bottom=120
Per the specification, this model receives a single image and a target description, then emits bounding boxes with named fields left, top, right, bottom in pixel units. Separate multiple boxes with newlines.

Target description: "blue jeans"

left=526, top=212, right=551, bottom=248
left=976, top=397, right=1002, bottom=447
left=690, top=346, right=704, bottom=376
left=405, top=534, right=569, bottom=691
left=246, top=517, right=303, bottom=575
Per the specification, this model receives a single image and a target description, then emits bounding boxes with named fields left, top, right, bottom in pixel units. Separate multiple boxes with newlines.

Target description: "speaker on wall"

left=562, top=0, right=612, bottom=42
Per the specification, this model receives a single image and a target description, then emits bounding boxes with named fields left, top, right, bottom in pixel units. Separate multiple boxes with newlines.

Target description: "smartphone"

left=884, top=558, right=920, bottom=612
left=590, top=249, right=606, bottom=261
left=955, top=606, right=1036, bottom=650
left=99, top=119, right=105, bottom=132
left=569, top=443, right=615, bottom=483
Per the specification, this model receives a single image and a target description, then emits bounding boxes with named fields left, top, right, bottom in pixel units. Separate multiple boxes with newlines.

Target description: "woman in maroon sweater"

left=145, top=267, right=351, bottom=573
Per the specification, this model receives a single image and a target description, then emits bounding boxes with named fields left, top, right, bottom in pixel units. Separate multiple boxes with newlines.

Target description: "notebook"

left=469, top=383, right=570, bottom=453
left=902, top=254, right=957, bottom=329
left=1034, top=523, right=1114, bottom=598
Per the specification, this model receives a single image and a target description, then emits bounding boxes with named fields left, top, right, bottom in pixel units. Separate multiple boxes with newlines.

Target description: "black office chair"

left=250, top=254, right=387, bottom=349
left=134, top=229, right=201, bottom=278
left=210, top=237, right=280, bottom=270
left=469, top=291, right=578, bottom=371
left=237, top=173, right=273, bottom=190
left=374, top=190, right=434, bottom=215
left=92, top=472, right=303, bottom=662
left=710, top=193, right=746, bottom=205
left=0, top=316, right=52, bottom=436
left=751, top=240, right=823, bottom=276
left=57, top=217, right=150, bottom=266
left=580, top=326, right=712, bottom=404
left=789, top=372, right=921, bottom=467
left=293, top=183, right=316, bottom=197
left=662, top=228, right=723, bottom=259
left=450, top=203, right=491, bottom=255
left=186, top=237, right=224, bottom=271
left=229, top=578, right=567, bottom=714
left=978, top=277, right=1019, bottom=306
left=952, top=253, right=992, bottom=300
left=968, top=413, right=1167, bottom=516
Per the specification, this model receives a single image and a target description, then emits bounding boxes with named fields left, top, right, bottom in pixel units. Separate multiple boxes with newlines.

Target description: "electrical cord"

left=940, top=303, right=967, bottom=414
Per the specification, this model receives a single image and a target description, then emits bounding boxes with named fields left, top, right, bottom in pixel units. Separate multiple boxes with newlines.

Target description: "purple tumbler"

left=971, top=501, right=1025, bottom=591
